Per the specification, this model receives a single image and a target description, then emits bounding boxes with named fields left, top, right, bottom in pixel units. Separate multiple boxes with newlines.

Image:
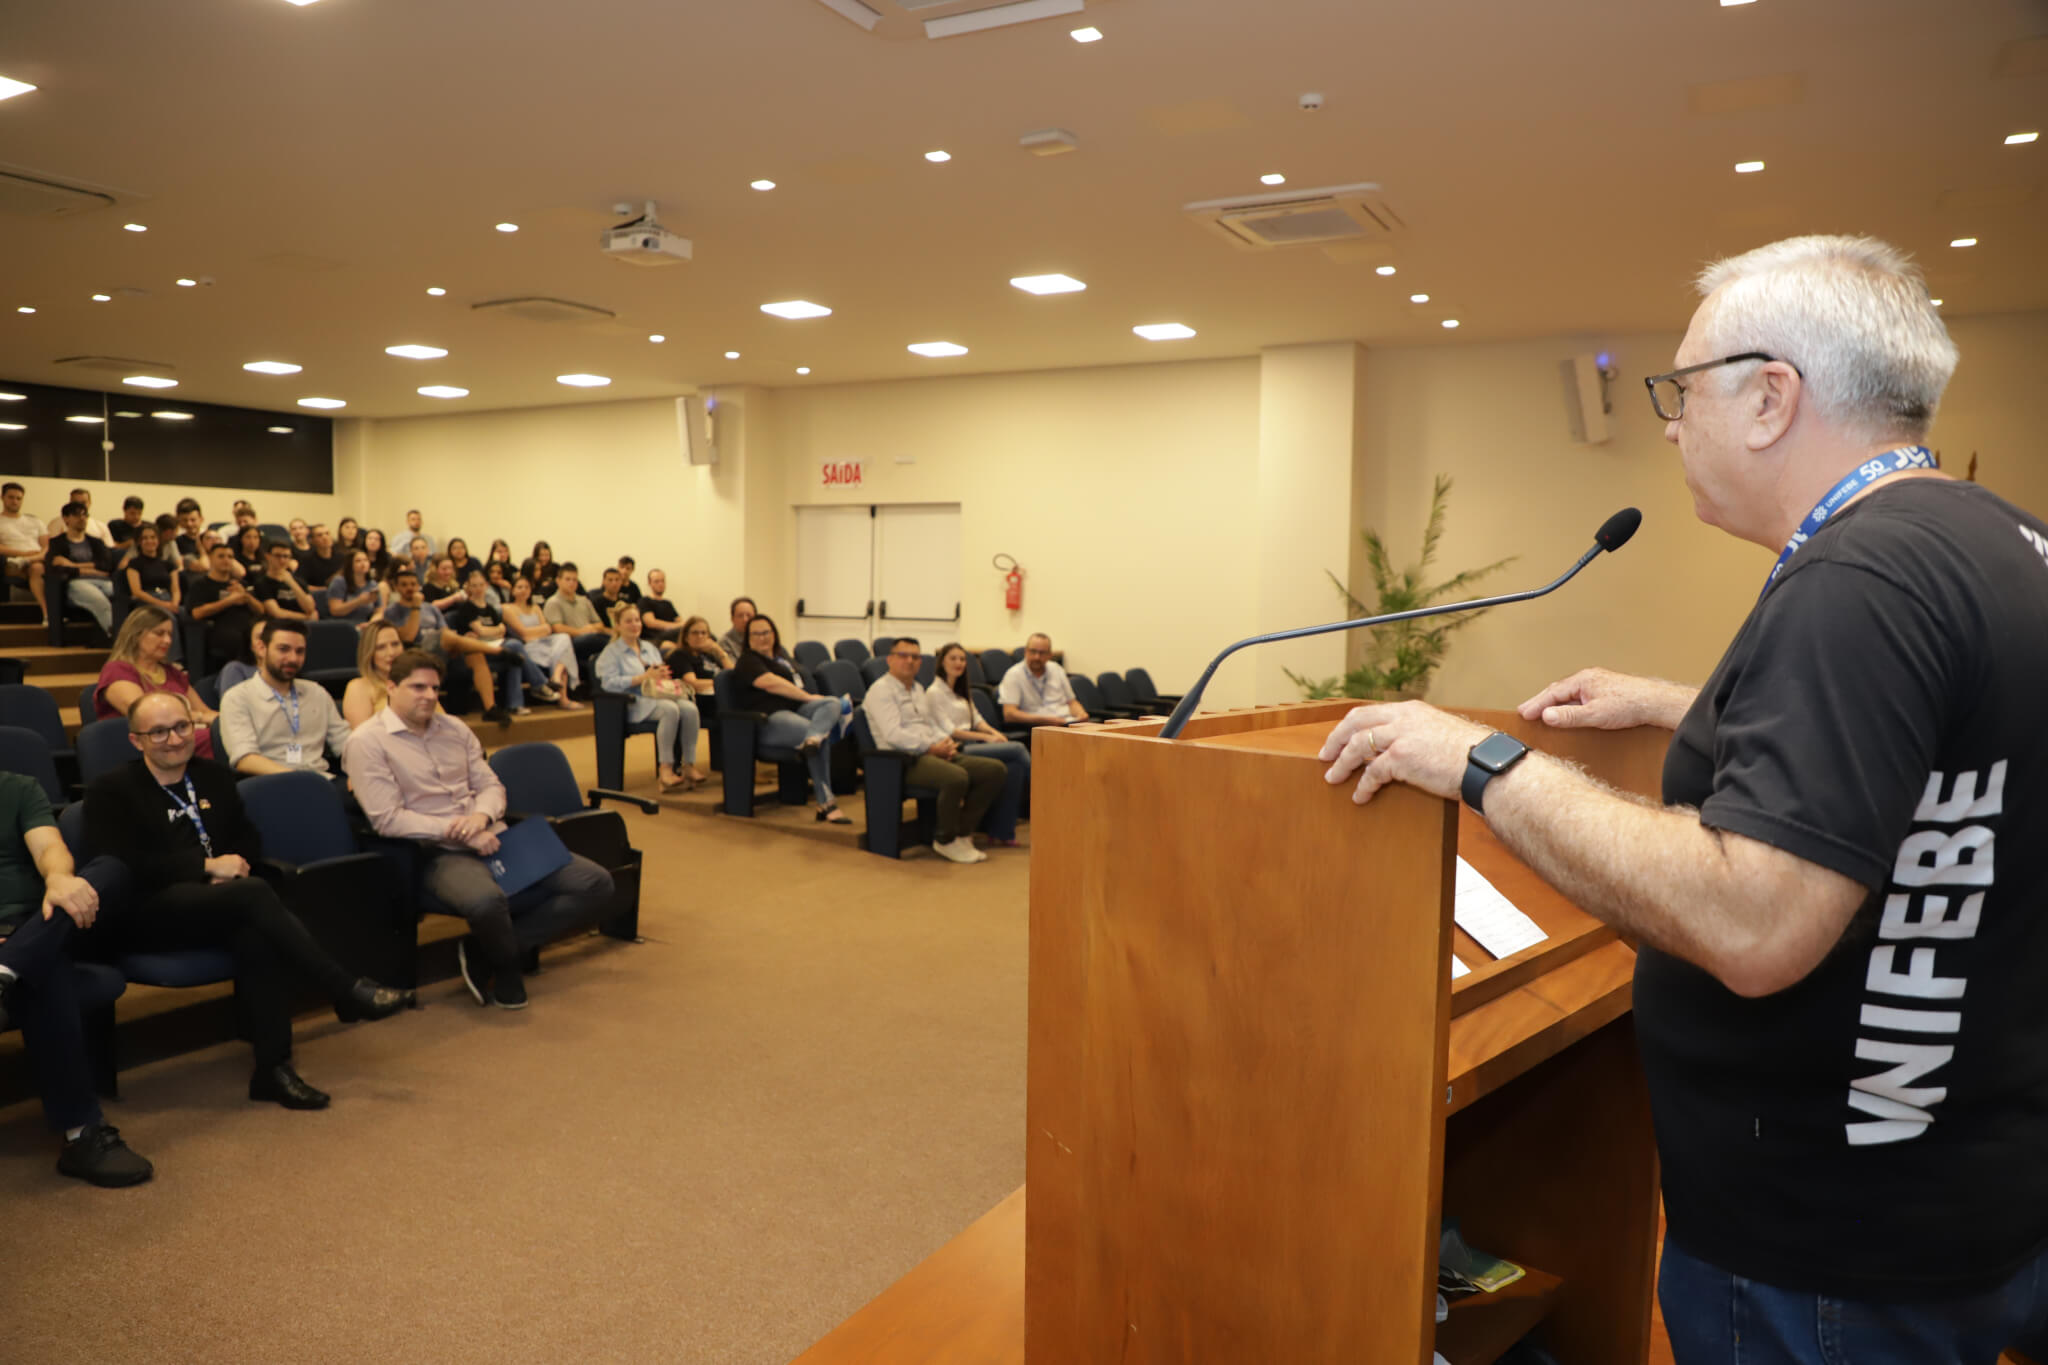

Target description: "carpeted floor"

left=0, top=735, right=1030, bottom=1365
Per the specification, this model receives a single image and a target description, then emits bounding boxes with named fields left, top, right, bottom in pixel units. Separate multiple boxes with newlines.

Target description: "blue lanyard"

left=161, top=775, right=215, bottom=858
left=268, top=682, right=301, bottom=737
left=1025, top=666, right=1057, bottom=710
left=1759, top=446, right=1935, bottom=600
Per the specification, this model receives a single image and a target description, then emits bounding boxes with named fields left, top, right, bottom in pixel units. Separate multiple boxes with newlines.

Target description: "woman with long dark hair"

left=735, top=613, right=849, bottom=823
left=924, top=642, right=1030, bottom=845
left=519, top=540, right=559, bottom=597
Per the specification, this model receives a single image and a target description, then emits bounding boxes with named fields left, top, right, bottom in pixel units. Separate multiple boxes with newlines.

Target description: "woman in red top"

left=93, top=602, right=218, bottom=758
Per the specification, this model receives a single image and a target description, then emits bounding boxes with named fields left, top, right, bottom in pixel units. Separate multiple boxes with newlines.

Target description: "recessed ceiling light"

left=0, top=423, right=24, bottom=431
left=556, top=373, right=612, bottom=387
left=175, top=278, right=197, bottom=287
left=283, top=0, right=323, bottom=6
left=761, top=299, right=832, bottom=319
left=297, top=397, right=346, bottom=409
left=1010, top=273, right=1087, bottom=295
left=112, top=410, right=142, bottom=418
left=123, top=375, right=178, bottom=389
left=648, top=334, right=665, bottom=343
left=123, top=223, right=147, bottom=233
left=1409, top=293, right=1430, bottom=303
left=0, top=392, right=20, bottom=401
left=1260, top=173, right=1286, bottom=186
left=2007, top=132, right=2040, bottom=145
left=1950, top=237, right=1978, bottom=248
left=0, top=77, right=39, bottom=102
left=1133, top=323, right=1196, bottom=341
left=418, top=385, right=469, bottom=399
left=15, top=306, right=33, bottom=314
left=907, top=341, right=969, bottom=357
left=243, top=361, right=302, bottom=375
left=386, top=344, right=449, bottom=359
left=1929, top=298, right=1944, bottom=306
left=1375, top=266, right=1397, bottom=276
left=1719, top=0, right=1756, bottom=6
left=1734, top=160, right=1766, bottom=173
left=1441, top=319, right=1461, bottom=329
left=925, top=150, right=951, bottom=163
left=1070, top=26, right=1102, bottom=41
left=751, top=179, right=777, bottom=191
left=267, top=426, right=294, bottom=434
left=426, top=286, right=446, bottom=296
left=152, top=411, right=194, bottom=420
left=67, top=415, right=104, bottom=424
left=495, top=222, right=519, bottom=233
left=725, top=351, right=741, bottom=360
left=91, top=293, right=111, bottom=303
left=796, top=366, right=811, bottom=375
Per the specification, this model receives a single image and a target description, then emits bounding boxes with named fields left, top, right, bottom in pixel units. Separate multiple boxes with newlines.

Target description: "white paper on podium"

left=1451, top=956, right=1470, bottom=979
left=1454, top=857, right=1548, bottom=960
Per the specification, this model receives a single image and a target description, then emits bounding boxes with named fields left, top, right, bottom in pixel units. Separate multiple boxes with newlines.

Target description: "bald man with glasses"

left=862, top=638, right=1006, bottom=864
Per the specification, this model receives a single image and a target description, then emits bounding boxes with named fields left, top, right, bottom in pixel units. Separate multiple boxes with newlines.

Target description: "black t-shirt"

left=126, top=552, right=173, bottom=600
left=734, top=651, right=803, bottom=713
left=185, top=575, right=261, bottom=660
left=299, top=550, right=343, bottom=587
left=174, top=533, right=204, bottom=563
left=640, top=596, right=678, bottom=624
left=616, top=580, right=642, bottom=605
left=248, top=571, right=307, bottom=612
left=1643, top=478, right=2048, bottom=1301
left=441, top=597, right=500, bottom=636
left=107, top=519, right=142, bottom=545
left=420, top=579, right=459, bottom=603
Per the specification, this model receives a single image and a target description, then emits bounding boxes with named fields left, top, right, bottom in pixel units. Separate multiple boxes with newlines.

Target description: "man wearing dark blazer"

left=82, top=692, right=415, bottom=1110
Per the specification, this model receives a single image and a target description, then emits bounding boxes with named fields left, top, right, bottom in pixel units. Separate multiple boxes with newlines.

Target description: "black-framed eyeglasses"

left=134, top=720, right=195, bottom=744
left=890, top=649, right=923, bottom=661
left=1643, top=352, right=1798, bottom=422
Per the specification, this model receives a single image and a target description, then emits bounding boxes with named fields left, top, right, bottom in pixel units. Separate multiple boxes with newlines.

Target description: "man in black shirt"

left=107, top=495, right=147, bottom=547
left=248, top=538, right=316, bottom=622
left=83, top=693, right=414, bottom=1109
left=186, top=542, right=264, bottom=671
left=639, top=568, right=681, bottom=649
left=1317, top=235, right=2048, bottom=1352
left=614, top=556, right=643, bottom=605
left=297, top=522, right=344, bottom=590
left=43, top=501, right=117, bottom=637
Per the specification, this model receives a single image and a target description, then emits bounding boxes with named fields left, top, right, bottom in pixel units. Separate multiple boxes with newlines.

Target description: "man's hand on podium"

left=1516, top=667, right=1698, bottom=732
left=1318, top=700, right=1490, bottom=806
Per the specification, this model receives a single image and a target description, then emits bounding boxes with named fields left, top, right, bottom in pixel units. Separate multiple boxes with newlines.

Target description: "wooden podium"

left=795, top=702, right=1667, bottom=1365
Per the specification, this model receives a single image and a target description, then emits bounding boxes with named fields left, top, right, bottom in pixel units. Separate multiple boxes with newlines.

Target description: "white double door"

left=794, top=503, right=962, bottom=652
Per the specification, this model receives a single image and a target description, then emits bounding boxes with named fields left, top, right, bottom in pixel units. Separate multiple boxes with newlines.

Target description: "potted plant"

left=1287, top=474, right=1515, bottom=702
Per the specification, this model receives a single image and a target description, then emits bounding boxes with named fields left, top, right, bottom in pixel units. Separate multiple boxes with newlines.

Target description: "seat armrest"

left=587, top=788, right=659, bottom=814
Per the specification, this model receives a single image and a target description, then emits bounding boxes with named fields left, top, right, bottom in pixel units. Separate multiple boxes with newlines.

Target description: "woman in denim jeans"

left=734, top=613, right=849, bottom=824
left=596, top=603, right=700, bottom=792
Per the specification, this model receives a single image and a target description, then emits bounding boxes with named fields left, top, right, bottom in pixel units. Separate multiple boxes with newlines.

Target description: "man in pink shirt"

left=346, top=651, right=612, bottom=1009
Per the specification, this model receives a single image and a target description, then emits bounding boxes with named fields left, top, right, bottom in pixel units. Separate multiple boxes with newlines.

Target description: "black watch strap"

left=1462, top=732, right=1530, bottom=815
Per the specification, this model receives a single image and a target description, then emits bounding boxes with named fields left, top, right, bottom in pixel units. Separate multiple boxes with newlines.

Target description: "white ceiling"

left=0, top=0, right=2042, bottom=419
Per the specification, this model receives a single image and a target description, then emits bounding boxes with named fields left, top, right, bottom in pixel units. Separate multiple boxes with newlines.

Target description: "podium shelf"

left=1435, top=1265, right=1564, bottom=1365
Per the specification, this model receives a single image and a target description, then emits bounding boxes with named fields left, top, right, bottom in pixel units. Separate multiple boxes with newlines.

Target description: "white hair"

left=1695, top=235, right=1957, bottom=442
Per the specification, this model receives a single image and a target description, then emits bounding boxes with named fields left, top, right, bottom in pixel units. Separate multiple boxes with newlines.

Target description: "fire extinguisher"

left=994, top=553, right=1023, bottom=611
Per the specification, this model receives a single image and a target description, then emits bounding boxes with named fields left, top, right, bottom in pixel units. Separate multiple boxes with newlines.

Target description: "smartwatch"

left=1461, top=732, right=1530, bottom=815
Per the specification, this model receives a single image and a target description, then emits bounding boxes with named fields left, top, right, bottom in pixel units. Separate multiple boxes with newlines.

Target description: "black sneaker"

left=482, top=705, right=513, bottom=728
left=456, top=938, right=490, bottom=1006
left=492, top=971, right=528, bottom=1010
left=57, top=1124, right=155, bottom=1188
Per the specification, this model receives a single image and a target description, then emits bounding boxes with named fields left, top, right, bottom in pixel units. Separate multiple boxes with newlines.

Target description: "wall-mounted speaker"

left=1560, top=353, right=1614, bottom=445
left=677, top=394, right=718, bottom=466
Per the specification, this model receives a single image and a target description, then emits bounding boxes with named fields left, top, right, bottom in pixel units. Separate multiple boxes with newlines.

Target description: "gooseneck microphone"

left=1157, top=507, right=1642, bottom=740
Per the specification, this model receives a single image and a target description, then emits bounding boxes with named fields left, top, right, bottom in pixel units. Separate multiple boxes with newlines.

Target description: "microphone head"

left=1595, top=507, right=1642, bottom=552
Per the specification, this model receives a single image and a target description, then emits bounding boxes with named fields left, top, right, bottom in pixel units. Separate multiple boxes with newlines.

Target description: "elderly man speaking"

left=1319, top=236, right=2048, bottom=1360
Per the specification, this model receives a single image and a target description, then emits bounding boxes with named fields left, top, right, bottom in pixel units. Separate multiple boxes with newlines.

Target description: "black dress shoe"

left=333, top=978, right=415, bottom=1023
left=56, top=1123, right=154, bottom=1187
left=249, top=1063, right=330, bottom=1110
left=483, top=705, right=513, bottom=728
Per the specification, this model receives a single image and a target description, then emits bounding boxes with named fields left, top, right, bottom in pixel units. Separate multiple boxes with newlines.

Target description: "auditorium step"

left=5, top=643, right=114, bottom=675
left=0, top=623, right=48, bottom=649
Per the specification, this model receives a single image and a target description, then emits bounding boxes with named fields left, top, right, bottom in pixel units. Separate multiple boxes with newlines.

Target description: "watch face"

left=1470, top=731, right=1528, bottom=773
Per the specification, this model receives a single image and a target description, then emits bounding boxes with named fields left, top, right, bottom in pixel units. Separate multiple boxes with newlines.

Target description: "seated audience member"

left=347, top=652, right=613, bottom=1010
left=120, top=523, right=179, bottom=609
left=520, top=540, right=560, bottom=597
left=543, top=564, right=612, bottom=680
left=230, top=502, right=258, bottom=531
left=639, top=568, right=681, bottom=644
left=287, top=519, right=311, bottom=556
left=250, top=539, right=317, bottom=622
left=173, top=500, right=208, bottom=568
left=597, top=603, right=700, bottom=791
left=360, top=527, right=391, bottom=580
left=482, top=559, right=512, bottom=608
left=386, top=565, right=510, bottom=725
left=716, top=595, right=757, bottom=662
left=46, top=488, right=110, bottom=545
left=445, top=567, right=555, bottom=713
left=219, top=620, right=355, bottom=777
left=502, top=573, right=580, bottom=707
left=405, top=536, right=433, bottom=581
left=151, top=513, right=181, bottom=564
left=0, top=770, right=154, bottom=1186
left=671, top=616, right=729, bottom=707
left=926, top=642, right=1030, bottom=846
left=94, top=603, right=220, bottom=756
left=402, top=508, right=437, bottom=558
left=342, top=622, right=404, bottom=729
left=298, top=523, right=343, bottom=589
left=334, top=517, right=361, bottom=556
left=107, top=495, right=148, bottom=547
left=864, top=638, right=1005, bottom=863
left=43, top=502, right=118, bottom=637
left=736, top=614, right=850, bottom=823
left=327, top=549, right=386, bottom=625
left=999, top=633, right=1087, bottom=727
left=216, top=619, right=268, bottom=694
left=0, top=482, right=48, bottom=619
left=485, top=538, right=513, bottom=573
left=614, top=556, right=643, bottom=604
left=230, top=524, right=267, bottom=576
left=85, top=693, right=414, bottom=1108
left=591, top=566, right=631, bottom=629
left=445, top=538, right=475, bottom=585
left=421, top=554, right=461, bottom=603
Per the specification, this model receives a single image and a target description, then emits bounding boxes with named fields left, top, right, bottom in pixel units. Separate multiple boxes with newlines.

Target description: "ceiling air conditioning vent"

left=0, top=166, right=120, bottom=218
left=53, top=355, right=175, bottom=374
left=470, top=297, right=617, bottom=325
left=1183, top=182, right=1402, bottom=250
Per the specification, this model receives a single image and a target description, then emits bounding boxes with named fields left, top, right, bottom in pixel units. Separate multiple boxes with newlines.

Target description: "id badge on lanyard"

left=1758, top=445, right=1935, bottom=601
left=163, top=776, right=215, bottom=858
left=272, top=683, right=303, bottom=765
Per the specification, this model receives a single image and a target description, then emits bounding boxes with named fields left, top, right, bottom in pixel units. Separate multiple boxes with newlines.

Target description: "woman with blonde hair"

left=342, top=621, right=405, bottom=729
left=92, top=602, right=219, bottom=757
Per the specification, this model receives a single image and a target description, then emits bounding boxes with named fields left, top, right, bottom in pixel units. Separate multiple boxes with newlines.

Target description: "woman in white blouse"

left=924, top=642, right=1030, bottom=844
left=501, top=571, right=580, bottom=706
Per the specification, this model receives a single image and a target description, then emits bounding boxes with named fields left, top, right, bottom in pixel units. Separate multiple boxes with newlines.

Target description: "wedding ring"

left=1365, top=728, right=1380, bottom=756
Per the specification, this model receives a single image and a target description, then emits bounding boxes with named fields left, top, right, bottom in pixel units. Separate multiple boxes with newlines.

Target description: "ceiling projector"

left=601, top=201, right=693, bottom=266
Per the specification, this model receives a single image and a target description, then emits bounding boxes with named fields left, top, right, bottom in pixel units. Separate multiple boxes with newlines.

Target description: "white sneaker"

left=934, top=837, right=984, bottom=864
